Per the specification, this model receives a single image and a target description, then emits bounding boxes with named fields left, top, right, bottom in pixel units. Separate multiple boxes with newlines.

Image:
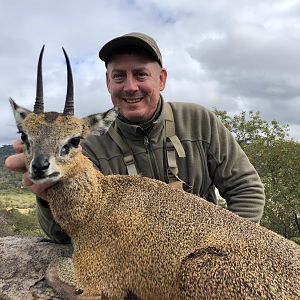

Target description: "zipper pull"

left=144, top=136, right=149, bottom=147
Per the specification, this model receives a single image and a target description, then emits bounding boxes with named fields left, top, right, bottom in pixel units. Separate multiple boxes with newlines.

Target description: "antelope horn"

left=34, top=45, right=45, bottom=114
left=62, top=47, right=74, bottom=115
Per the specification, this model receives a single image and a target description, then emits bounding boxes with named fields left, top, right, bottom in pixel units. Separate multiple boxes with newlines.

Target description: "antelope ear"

left=83, top=107, right=119, bottom=136
left=9, top=98, right=32, bottom=129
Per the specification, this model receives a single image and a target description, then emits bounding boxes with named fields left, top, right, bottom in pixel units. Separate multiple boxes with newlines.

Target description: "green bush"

left=290, top=237, right=300, bottom=245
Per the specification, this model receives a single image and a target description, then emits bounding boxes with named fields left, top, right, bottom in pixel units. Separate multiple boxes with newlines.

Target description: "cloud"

left=1, top=0, right=300, bottom=145
left=187, top=19, right=300, bottom=136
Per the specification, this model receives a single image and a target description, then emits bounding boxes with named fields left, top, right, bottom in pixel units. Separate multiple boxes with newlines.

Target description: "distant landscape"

left=0, top=144, right=45, bottom=238
left=0, top=145, right=23, bottom=190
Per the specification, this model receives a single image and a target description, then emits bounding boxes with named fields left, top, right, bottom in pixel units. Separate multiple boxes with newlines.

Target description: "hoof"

left=46, top=257, right=82, bottom=299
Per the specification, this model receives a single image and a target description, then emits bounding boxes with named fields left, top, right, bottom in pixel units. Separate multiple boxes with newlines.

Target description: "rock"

left=0, top=236, right=72, bottom=299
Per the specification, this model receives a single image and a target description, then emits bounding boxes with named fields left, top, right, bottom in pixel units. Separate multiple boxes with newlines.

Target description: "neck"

left=47, top=153, right=103, bottom=236
left=118, top=97, right=162, bottom=130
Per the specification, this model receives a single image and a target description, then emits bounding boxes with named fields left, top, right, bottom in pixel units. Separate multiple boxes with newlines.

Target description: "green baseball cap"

left=99, top=32, right=163, bottom=67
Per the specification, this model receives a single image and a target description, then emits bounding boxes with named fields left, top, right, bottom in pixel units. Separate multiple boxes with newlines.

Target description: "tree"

left=214, top=109, right=300, bottom=238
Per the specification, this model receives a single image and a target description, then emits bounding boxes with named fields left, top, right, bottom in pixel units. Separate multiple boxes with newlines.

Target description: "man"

left=5, top=32, right=265, bottom=243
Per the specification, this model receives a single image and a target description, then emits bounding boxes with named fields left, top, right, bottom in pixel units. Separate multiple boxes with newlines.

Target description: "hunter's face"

left=106, top=53, right=167, bottom=123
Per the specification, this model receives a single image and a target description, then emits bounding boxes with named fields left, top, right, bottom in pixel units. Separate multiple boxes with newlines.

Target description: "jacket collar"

left=115, top=96, right=165, bottom=142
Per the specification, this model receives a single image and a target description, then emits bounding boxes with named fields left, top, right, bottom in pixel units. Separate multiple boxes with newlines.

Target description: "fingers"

left=22, top=172, right=33, bottom=187
left=28, top=184, right=49, bottom=200
left=22, top=172, right=53, bottom=200
left=7, top=139, right=52, bottom=201
left=13, top=139, right=24, bottom=153
left=5, top=153, right=27, bottom=173
left=5, top=139, right=26, bottom=172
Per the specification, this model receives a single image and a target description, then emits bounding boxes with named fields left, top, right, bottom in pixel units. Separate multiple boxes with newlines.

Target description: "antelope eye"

left=60, top=137, right=81, bottom=156
left=20, top=132, right=28, bottom=143
left=18, top=131, right=28, bottom=143
left=61, top=144, right=70, bottom=156
left=18, top=131, right=30, bottom=152
left=70, top=137, right=80, bottom=147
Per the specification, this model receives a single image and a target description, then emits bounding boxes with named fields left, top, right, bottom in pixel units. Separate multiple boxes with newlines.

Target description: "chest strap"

left=107, top=125, right=138, bottom=176
left=164, top=103, right=186, bottom=188
left=108, top=102, right=186, bottom=189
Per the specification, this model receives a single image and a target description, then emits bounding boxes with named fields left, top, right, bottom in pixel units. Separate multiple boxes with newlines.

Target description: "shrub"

left=290, top=236, right=300, bottom=245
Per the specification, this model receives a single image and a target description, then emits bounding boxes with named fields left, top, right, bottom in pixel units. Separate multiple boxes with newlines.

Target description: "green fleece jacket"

left=36, top=99, right=265, bottom=243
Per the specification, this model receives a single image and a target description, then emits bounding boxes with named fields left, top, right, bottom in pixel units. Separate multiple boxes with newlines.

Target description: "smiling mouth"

left=122, top=97, right=143, bottom=103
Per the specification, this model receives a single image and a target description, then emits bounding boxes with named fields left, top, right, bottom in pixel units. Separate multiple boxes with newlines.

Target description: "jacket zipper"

left=144, top=136, right=160, bottom=180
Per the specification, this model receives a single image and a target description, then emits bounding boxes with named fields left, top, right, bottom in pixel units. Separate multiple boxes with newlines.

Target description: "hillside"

left=0, top=144, right=23, bottom=190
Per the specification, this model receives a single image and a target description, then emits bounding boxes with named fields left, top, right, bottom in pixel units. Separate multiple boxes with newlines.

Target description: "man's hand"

left=5, top=139, right=53, bottom=199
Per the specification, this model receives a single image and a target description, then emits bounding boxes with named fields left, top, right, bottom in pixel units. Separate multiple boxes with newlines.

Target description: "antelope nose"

left=32, top=154, right=50, bottom=176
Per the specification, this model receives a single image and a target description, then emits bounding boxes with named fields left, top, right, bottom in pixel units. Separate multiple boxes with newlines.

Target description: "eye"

left=70, top=137, right=80, bottom=148
left=18, top=131, right=28, bottom=143
left=61, top=144, right=70, bottom=156
left=60, top=137, right=81, bottom=156
left=137, top=72, right=147, bottom=79
left=18, top=131, right=30, bottom=152
left=112, top=72, right=124, bottom=82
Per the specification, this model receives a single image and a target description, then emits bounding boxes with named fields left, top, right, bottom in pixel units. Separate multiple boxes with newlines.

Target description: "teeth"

left=123, top=97, right=142, bottom=103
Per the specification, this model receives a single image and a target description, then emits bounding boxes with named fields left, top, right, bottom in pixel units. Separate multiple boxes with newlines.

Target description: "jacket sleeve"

left=207, top=112, right=265, bottom=223
left=36, top=197, right=71, bottom=244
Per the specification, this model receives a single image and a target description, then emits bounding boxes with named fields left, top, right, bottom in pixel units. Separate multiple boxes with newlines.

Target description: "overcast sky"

left=1, top=0, right=300, bottom=146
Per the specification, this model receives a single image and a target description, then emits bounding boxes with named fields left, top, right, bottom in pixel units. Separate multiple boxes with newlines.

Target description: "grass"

left=290, top=236, right=300, bottom=245
left=0, top=189, right=36, bottom=209
left=0, top=189, right=46, bottom=238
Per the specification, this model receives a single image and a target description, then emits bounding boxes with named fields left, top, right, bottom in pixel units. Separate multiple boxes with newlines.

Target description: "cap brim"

left=99, top=36, right=160, bottom=65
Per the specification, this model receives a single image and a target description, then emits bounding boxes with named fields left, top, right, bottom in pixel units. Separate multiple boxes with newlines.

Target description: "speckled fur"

left=21, top=113, right=89, bottom=175
left=46, top=153, right=300, bottom=300
left=12, top=104, right=300, bottom=300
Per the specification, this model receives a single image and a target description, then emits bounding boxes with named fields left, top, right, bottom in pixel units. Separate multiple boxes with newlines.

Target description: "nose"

left=123, top=75, right=138, bottom=93
left=31, top=154, right=50, bottom=177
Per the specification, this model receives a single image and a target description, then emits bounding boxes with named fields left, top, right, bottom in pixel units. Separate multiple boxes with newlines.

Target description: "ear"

left=106, top=70, right=111, bottom=93
left=9, top=98, right=32, bottom=129
left=159, top=68, right=167, bottom=91
left=83, top=107, right=119, bottom=136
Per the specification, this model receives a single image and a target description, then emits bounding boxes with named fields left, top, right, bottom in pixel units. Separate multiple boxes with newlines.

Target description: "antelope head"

left=10, top=46, right=118, bottom=184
